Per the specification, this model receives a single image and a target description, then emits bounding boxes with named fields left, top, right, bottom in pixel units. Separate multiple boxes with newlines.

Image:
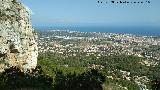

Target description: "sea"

left=35, top=26, right=160, bottom=36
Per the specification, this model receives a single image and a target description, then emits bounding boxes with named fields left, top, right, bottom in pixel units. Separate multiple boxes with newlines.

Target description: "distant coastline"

left=35, top=26, right=160, bottom=36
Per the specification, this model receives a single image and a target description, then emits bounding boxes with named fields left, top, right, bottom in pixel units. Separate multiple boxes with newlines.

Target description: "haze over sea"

left=35, top=26, right=160, bottom=36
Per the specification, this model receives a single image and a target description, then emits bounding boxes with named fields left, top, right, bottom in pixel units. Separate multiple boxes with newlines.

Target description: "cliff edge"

left=0, top=0, right=38, bottom=72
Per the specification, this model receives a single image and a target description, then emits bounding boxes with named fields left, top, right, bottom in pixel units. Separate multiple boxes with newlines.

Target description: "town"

left=38, top=30, right=160, bottom=62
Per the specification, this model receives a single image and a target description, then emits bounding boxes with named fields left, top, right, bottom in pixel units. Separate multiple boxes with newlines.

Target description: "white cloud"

left=22, top=4, right=35, bottom=15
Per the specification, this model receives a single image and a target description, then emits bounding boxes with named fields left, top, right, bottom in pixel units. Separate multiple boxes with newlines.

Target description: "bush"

left=0, top=66, right=53, bottom=89
left=54, top=69, right=106, bottom=90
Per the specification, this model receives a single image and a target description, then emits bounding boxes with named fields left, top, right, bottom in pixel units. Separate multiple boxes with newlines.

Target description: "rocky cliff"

left=0, top=0, right=38, bottom=72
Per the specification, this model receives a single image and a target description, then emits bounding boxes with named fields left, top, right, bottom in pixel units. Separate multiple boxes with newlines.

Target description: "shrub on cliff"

left=0, top=66, right=53, bottom=89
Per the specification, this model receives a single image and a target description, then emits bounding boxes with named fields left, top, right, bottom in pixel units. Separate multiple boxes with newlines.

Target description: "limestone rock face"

left=0, top=0, right=38, bottom=72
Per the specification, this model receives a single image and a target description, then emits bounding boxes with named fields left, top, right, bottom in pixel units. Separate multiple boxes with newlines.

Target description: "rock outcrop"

left=0, top=0, right=38, bottom=72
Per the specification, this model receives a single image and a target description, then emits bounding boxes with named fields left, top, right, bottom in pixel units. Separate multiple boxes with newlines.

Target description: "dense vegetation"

left=0, top=53, right=160, bottom=90
left=0, top=66, right=53, bottom=90
left=0, top=66, right=105, bottom=90
left=37, top=53, right=160, bottom=90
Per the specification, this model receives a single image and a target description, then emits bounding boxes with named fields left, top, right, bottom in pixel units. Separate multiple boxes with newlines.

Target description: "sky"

left=20, top=0, right=160, bottom=27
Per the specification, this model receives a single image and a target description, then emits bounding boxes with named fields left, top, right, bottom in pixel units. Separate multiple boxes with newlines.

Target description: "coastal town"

left=38, top=30, right=160, bottom=62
